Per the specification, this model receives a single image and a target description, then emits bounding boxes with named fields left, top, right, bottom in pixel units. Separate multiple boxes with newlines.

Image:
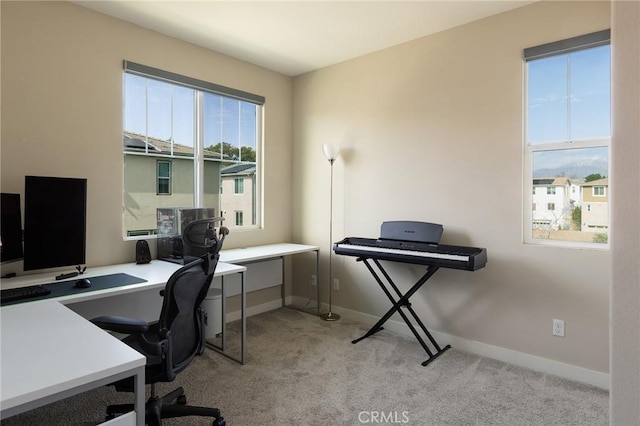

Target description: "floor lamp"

left=321, top=144, right=341, bottom=321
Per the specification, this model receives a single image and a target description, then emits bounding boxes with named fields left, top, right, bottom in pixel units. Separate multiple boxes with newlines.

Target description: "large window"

left=122, top=62, right=264, bottom=237
left=524, top=30, right=611, bottom=247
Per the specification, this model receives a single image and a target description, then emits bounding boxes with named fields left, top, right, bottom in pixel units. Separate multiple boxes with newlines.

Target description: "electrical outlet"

left=310, top=275, right=317, bottom=287
left=333, top=278, right=339, bottom=291
left=553, top=319, right=565, bottom=337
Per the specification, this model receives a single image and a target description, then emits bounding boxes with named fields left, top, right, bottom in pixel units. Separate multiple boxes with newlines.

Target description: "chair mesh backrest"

left=159, top=256, right=217, bottom=371
left=157, top=218, right=226, bottom=374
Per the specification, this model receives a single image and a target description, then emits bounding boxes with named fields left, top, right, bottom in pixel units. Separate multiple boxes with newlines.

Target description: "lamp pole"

left=321, top=144, right=340, bottom=321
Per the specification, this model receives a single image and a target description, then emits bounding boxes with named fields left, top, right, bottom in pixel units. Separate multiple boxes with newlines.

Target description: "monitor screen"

left=0, top=193, right=24, bottom=264
left=23, top=176, right=87, bottom=271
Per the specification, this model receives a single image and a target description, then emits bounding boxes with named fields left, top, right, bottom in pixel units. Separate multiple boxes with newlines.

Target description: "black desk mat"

left=1, top=273, right=147, bottom=306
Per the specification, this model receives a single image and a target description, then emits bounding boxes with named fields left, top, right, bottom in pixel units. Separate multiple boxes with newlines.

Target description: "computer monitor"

left=23, top=176, right=87, bottom=271
left=0, top=193, right=24, bottom=264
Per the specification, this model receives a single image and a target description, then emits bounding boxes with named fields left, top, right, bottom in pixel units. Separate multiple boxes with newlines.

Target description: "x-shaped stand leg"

left=351, top=258, right=451, bottom=366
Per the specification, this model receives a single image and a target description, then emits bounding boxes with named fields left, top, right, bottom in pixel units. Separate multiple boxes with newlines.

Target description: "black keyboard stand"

left=351, top=257, right=451, bottom=366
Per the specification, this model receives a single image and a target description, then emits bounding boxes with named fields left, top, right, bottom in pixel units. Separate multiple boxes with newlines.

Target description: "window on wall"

left=234, top=178, right=244, bottom=194
left=524, top=30, right=611, bottom=247
left=122, top=61, right=264, bottom=238
left=157, top=161, right=172, bottom=195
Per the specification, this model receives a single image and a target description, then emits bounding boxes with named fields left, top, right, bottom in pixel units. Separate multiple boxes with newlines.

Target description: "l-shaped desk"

left=0, top=260, right=246, bottom=425
left=0, top=243, right=319, bottom=424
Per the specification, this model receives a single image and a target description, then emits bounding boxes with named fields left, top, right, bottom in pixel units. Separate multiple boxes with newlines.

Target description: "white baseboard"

left=288, top=296, right=609, bottom=390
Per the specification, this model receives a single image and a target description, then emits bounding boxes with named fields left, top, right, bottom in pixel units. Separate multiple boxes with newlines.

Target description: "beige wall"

left=1, top=1, right=293, bottom=274
left=611, top=0, right=640, bottom=423
left=292, top=1, right=611, bottom=374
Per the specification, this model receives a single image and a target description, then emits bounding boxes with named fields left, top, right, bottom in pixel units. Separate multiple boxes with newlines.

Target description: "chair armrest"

left=91, top=315, right=150, bottom=334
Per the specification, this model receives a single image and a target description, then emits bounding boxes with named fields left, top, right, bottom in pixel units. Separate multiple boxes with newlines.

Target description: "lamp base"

left=320, top=312, right=341, bottom=322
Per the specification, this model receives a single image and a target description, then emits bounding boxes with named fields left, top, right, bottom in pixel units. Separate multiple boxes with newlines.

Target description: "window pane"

left=570, top=45, right=611, bottom=140
left=124, top=74, right=147, bottom=136
left=146, top=80, right=173, bottom=141
left=203, top=94, right=258, bottom=162
left=203, top=93, right=224, bottom=160
left=203, top=93, right=258, bottom=227
left=157, top=179, right=170, bottom=195
left=531, top=147, right=608, bottom=244
left=172, top=86, right=195, bottom=151
left=532, top=147, right=608, bottom=179
left=158, top=161, right=170, bottom=178
left=527, top=55, right=568, bottom=143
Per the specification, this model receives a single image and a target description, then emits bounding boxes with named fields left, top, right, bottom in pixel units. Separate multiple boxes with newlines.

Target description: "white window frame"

left=523, top=30, right=611, bottom=249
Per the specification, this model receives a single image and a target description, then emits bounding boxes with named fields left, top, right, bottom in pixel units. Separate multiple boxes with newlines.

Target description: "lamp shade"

left=322, top=144, right=340, bottom=162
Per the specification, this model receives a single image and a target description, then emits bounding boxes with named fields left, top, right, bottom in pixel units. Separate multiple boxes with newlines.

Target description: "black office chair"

left=92, top=218, right=229, bottom=426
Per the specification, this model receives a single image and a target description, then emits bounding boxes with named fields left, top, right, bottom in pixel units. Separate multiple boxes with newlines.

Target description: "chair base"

left=106, top=386, right=225, bottom=426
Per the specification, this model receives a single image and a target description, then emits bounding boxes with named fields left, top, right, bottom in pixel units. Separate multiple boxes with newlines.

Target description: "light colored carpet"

left=3, top=308, right=608, bottom=425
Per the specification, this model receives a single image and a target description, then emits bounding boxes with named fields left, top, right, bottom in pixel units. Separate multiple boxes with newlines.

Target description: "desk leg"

left=206, top=271, right=246, bottom=365
left=285, top=249, right=322, bottom=316
left=240, top=270, right=246, bottom=363
left=221, top=275, right=226, bottom=351
left=134, top=365, right=145, bottom=426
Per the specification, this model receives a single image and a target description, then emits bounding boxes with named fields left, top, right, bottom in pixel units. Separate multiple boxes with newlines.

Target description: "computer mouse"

left=74, top=278, right=92, bottom=289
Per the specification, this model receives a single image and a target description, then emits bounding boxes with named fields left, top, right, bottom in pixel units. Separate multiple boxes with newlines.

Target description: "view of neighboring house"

left=220, top=164, right=256, bottom=227
left=581, top=178, right=609, bottom=232
left=531, top=175, right=609, bottom=242
left=532, top=177, right=573, bottom=230
left=123, top=133, right=232, bottom=236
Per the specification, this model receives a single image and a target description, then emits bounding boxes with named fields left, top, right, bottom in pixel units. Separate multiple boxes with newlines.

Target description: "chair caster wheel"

left=177, top=395, right=187, bottom=405
left=213, top=417, right=226, bottom=426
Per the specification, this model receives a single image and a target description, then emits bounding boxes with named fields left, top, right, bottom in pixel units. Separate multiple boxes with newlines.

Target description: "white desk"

left=0, top=260, right=243, bottom=305
left=0, top=260, right=247, bottom=423
left=219, top=243, right=320, bottom=314
left=0, top=302, right=145, bottom=424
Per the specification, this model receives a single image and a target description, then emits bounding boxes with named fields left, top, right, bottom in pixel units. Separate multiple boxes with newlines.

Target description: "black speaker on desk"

left=135, top=240, right=151, bottom=264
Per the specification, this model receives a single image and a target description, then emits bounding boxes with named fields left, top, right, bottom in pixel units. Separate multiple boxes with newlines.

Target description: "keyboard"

left=1, top=285, right=51, bottom=304
left=333, top=237, right=487, bottom=271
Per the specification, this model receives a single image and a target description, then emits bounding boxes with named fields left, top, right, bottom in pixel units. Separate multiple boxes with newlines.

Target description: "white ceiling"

left=74, top=1, right=533, bottom=76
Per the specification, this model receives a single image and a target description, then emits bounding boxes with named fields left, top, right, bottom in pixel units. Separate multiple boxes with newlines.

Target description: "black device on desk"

left=23, top=176, right=87, bottom=272
left=75, top=278, right=92, bottom=288
left=136, top=240, right=152, bottom=264
left=0, top=193, right=24, bottom=265
left=1, top=285, right=51, bottom=303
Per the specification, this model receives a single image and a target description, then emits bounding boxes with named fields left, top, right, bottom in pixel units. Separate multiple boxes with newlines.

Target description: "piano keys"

left=333, top=237, right=487, bottom=271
